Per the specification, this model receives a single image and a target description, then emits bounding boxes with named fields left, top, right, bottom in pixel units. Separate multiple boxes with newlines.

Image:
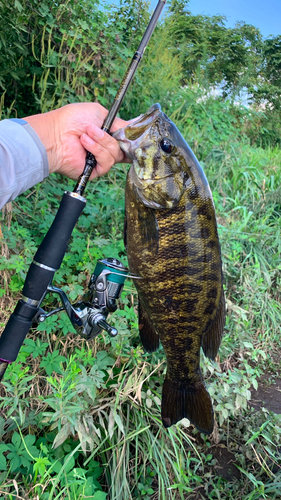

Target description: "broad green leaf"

left=93, top=491, right=107, bottom=500
left=14, top=0, right=23, bottom=12
left=0, top=454, right=7, bottom=471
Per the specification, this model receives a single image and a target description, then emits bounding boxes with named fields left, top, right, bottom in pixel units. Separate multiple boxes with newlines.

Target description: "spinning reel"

left=34, top=258, right=129, bottom=340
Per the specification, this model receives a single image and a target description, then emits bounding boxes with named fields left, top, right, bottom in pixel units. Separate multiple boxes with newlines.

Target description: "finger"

left=80, top=133, right=125, bottom=179
left=86, top=123, right=125, bottom=164
left=86, top=119, right=139, bottom=164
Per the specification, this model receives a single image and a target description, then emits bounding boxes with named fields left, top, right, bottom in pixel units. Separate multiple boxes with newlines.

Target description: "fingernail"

left=92, top=125, right=104, bottom=139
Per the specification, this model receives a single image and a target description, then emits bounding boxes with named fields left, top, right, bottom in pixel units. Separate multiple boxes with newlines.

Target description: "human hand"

left=24, top=102, right=131, bottom=180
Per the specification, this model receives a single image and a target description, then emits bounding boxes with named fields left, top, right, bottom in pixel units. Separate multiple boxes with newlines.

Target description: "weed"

left=0, top=2, right=281, bottom=497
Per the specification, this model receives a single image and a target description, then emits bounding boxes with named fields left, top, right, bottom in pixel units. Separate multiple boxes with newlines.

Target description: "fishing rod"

left=0, top=0, right=166, bottom=381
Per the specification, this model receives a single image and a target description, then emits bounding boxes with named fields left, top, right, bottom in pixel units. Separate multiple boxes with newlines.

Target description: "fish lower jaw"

left=135, top=176, right=155, bottom=184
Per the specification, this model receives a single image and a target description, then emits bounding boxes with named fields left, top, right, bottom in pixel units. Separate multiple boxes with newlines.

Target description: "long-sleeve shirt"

left=0, top=119, right=49, bottom=209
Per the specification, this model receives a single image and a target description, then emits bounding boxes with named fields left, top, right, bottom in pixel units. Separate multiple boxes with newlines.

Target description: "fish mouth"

left=113, top=103, right=162, bottom=158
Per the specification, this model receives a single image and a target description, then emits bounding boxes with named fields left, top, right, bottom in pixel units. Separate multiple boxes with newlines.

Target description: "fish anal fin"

left=161, top=376, right=214, bottom=435
left=202, top=288, right=226, bottom=361
left=138, top=300, right=159, bottom=353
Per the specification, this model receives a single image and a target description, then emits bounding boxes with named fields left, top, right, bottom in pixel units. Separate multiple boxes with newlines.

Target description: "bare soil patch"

left=251, top=377, right=281, bottom=414
left=212, top=445, right=240, bottom=481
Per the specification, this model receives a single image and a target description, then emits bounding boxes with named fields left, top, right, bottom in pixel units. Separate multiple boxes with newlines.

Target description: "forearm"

left=0, top=119, right=49, bottom=209
left=24, top=111, right=59, bottom=174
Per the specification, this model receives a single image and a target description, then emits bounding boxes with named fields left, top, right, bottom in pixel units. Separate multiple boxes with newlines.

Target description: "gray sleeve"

left=0, top=119, right=49, bottom=209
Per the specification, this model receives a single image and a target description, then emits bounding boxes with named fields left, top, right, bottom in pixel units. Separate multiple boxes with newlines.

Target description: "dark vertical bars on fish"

left=113, top=104, right=225, bottom=434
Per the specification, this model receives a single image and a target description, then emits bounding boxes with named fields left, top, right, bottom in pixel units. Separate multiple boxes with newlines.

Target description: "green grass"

left=1, top=88, right=281, bottom=499
left=1, top=147, right=280, bottom=499
left=0, top=0, right=281, bottom=495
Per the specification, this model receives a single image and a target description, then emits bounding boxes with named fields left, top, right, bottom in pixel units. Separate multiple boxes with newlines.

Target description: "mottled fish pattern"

left=113, top=104, right=225, bottom=434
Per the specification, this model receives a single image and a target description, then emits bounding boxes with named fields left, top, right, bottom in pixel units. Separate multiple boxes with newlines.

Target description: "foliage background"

left=0, top=0, right=281, bottom=498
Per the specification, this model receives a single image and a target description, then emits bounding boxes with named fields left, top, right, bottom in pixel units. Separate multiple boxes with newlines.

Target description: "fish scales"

left=126, top=183, right=221, bottom=378
left=113, top=103, right=225, bottom=434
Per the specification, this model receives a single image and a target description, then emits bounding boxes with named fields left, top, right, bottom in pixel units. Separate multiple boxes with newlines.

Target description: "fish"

left=113, top=103, right=225, bottom=434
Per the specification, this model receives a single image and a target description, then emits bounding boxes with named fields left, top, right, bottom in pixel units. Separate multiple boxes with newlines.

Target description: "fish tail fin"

left=161, top=376, right=214, bottom=435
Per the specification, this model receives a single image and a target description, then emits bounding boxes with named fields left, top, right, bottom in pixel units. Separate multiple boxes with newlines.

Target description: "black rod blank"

left=74, top=0, right=166, bottom=196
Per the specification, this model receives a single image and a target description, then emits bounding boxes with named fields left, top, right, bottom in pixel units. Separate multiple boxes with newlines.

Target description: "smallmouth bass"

left=113, top=104, right=225, bottom=434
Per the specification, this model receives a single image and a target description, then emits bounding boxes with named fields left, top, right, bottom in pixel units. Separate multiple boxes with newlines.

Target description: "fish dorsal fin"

left=138, top=299, right=160, bottom=353
left=202, top=288, right=226, bottom=361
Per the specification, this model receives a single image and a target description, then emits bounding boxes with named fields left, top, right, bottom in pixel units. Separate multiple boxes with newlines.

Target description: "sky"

left=185, top=0, right=280, bottom=38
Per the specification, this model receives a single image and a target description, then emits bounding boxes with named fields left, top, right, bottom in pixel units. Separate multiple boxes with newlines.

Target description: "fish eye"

left=160, top=138, right=174, bottom=154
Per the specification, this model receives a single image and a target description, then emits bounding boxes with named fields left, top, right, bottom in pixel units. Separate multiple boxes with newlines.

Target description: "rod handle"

left=0, top=192, right=86, bottom=367
left=0, top=300, right=38, bottom=363
left=23, top=191, right=86, bottom=301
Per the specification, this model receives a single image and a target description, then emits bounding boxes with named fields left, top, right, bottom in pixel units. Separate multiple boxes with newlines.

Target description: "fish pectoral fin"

left=161, top=376, right=214, bottom=435
left=202, top=287, right=226, bottom=361
left=137, top=206, right=159, bottom=254
left=138, top=300, right=159, bottom=353
left=124, top=213, right=127, bottom=249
